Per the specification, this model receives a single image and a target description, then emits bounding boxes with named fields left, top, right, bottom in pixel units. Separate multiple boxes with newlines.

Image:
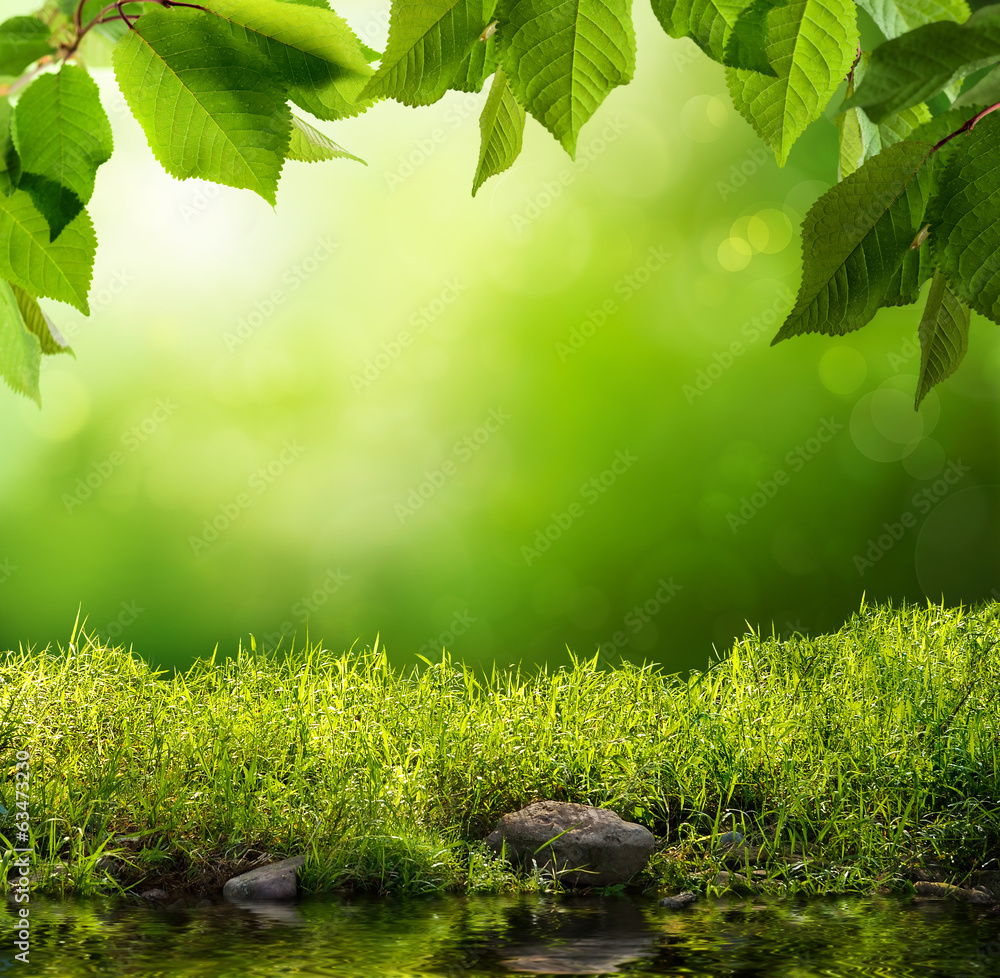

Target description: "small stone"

left=914, top=881, right=995, bottom=904
left=659, top=891, right=697, bottom=909
left=718, top=830, right=744, bottom=847
left=484, top=801, right=655, bottom=887
left=138, top=888, right=168, bottom=901
left=223, top=855, right=306, bottom=902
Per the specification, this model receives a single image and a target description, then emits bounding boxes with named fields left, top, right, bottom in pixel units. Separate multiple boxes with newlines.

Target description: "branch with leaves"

left=1, top=0, right=998, bottom=408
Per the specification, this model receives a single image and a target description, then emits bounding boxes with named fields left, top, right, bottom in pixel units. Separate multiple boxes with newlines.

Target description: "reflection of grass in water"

left=0, top=598, right=997, bottom=899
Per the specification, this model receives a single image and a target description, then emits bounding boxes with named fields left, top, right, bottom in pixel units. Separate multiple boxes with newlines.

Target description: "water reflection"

left=1, top=890, right=997, bottom=977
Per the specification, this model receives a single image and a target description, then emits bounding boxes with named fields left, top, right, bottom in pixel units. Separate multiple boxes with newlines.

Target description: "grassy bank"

left=1, top=599, right=998, bottom=900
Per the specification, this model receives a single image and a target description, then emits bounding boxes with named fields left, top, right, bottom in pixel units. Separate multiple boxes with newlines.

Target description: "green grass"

left=1, top=598, right=998, bottom=900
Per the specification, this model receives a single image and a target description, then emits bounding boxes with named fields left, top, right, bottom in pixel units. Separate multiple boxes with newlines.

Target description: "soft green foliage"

left=1, top=601, right=997, bottom=897
left=0, top=16, right=53, bottom=77
left=855, top=0, right=969, bottom=38
left=0, top=0, right=999, bottom=406
left=203, top=0, right=377, bottom=121
left=0, top=278, right=40, bottom=404
left=953, top=59, right=1000, bottom=103
left=0, top=281, right=68, bottom=404
left=649, top=0, right=774, bottom=73
left=847, top=6, right=1000, bottom=120
left=288, top=113, right=365, bottom=163
left=472, top=67, right=524, bottom=195
left=501, top=0, right=636, bottom=156
left=11, top=65, right=113, bottom=240
left=361, top=0, right=499, bottom=106
left=774, top=140, right=935, bottom=340
left=930, top=112, right=1000, bottom=322
left=113, top=9, right=292, bottom=205
left=451, top=30, right=500, bottom=92
left=916, top=269, right=970, bottom=406
left=0, top=99, right=20, bottom=195
left=727, top=0, right=858, bottom=165
left=837, top=55, right=931, bottom=178
left=0, top=190, right=94, bottom=312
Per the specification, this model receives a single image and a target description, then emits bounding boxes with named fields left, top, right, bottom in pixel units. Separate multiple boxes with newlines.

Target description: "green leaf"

left=953, top=59, right=1000, bottom=104
left=11, top=65, right=114, bottom=240
left=650, top=0, right=774, bottom=73
left=930, top=112, right=1000, bottom=323
left=774, top=140, right=936, bottom=341
left=472, top=67, right=525, bottom=195
left=202, top=0, right=376, bottom=120
left=0, top=16, right=53, bottom=77
left=0, top=190, right=95, bottom=313
left=287, top=114, right=365, bottom=163
left=837, top=54, right=931, bottom=178
left=725, top=0, right=778, bottom=74
left=0, top=98, right=20, bottom=196
left=881, top=229, right=934, bottom=305
left=502, top=0, right=636, bottom=157
left=846, top=7, right=1000, bottom=121
left=915, top=269, right=970, bottom=405
left=362, top=0, right=499, bottom=106
left=727, top=0, right=857, bottom=166
left=0, top=278, right=41, bottom=404
left=113, top=8, right=291, bottom=205
left=10, top=282, right=72, bottom=356
left=855, top=0, right=969, bottom=39
left=452, top=30, right=500, bottom=92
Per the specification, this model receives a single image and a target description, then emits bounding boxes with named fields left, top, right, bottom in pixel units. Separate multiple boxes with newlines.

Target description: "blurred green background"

left=1, top=3, right=998, bottom=675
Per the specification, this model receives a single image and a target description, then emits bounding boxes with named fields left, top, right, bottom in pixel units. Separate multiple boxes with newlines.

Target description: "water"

left=2, top=891, right=998, bottom=977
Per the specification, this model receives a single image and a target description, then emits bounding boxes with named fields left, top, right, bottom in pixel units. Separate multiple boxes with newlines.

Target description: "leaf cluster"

left=0, top=0, right=998, bottom=407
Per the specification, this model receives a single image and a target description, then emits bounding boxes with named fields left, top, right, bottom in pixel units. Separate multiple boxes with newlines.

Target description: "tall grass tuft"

left=1, top=599, right=997, bottom=897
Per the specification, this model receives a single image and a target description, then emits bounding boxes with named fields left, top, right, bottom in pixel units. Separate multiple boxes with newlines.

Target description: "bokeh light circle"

left=850, top=375, right=940, bottom=461
left=819, top=347, right=867, bottom=395
left=902, top=437, right=946, bottom=480
left=680, top=95, right=729, bottom=142
left=753, top=208, right=794, bottom=253
left=718, top=236, right=752, bottom=271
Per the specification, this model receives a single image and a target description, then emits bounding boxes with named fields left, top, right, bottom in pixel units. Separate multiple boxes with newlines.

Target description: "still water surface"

left=3, top=891, right=999, bottom=977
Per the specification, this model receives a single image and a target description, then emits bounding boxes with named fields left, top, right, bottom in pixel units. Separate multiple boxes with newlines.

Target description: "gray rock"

left=659, top=891, right=697, bottom=909
left=222, top=855, right=305, bottom=901
left=484, top=801, right=655, bottom=887
left=718, top=830, right=744, bottom=847
left=914, top=881, right=995, bottom=904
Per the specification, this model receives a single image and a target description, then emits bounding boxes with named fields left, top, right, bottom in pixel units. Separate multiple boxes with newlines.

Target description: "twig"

left=933, top=101, right=1000, bottom=153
